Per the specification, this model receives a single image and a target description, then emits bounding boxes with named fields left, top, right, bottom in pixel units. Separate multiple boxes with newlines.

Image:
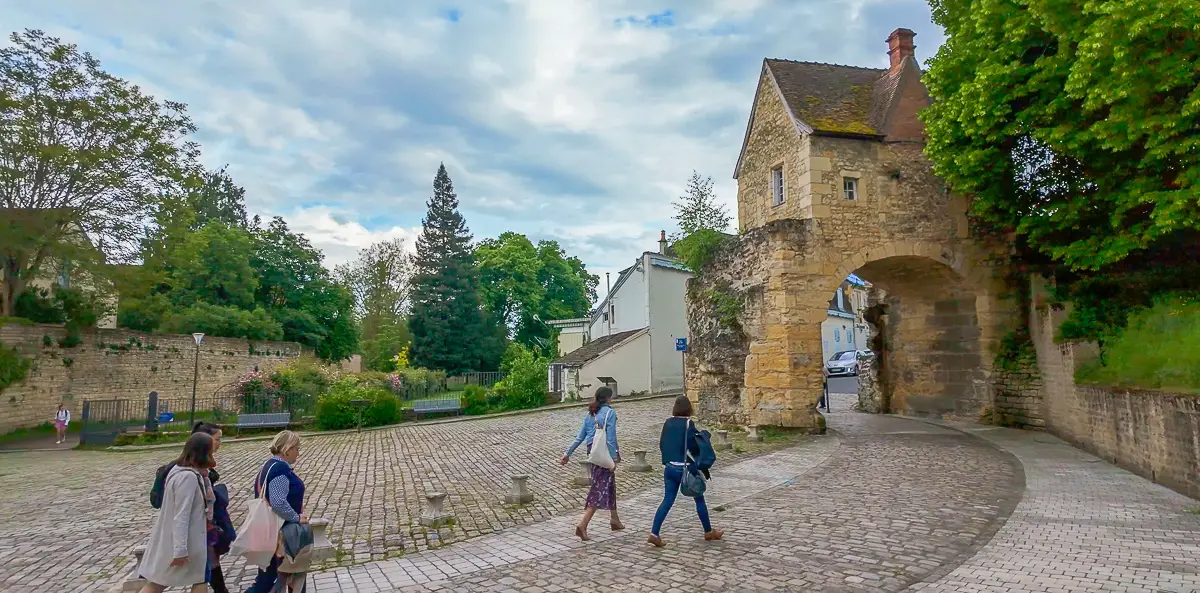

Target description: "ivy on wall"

left=0, top=342, right=31, bottom=394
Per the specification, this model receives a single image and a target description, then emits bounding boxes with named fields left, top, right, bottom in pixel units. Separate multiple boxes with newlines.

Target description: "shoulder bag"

left=679, top=420, right=707, bottom=498
left=586, top=408, right=616, bottom=470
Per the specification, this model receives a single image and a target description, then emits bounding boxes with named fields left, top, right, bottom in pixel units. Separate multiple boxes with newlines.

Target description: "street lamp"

left=189, top=333, right=204, bottom=427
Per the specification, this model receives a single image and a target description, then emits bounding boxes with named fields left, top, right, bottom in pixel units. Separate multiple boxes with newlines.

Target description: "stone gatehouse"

left=686, top=28, right=1017, bottom=431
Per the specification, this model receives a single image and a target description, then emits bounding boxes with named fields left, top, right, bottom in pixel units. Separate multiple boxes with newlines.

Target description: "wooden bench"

left=231, top=412, right=291, bottom=435
left=411, top=398, right=461, bottom=418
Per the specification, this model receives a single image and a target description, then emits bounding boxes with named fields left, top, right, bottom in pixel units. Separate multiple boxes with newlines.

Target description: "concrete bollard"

left=419, top=492, right=454, bottom=528
left=628, top=450, right=652, bottom=472
left=118, top=546, right=147, bottom=592
left=573, top=461, right=593, bottom=486
left=746, top=425, right=763, bottom=443
left=714, top=429, right=733, bottom=451
left=310, top=517, right=334, bottom=562
left=505, top=474, right=534, bottom=504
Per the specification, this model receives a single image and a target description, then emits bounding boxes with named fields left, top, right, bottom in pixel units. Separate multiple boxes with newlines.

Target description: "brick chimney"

left=658, top=230, right=668, bottom=255
left=887, top=28, right=916, bottom=71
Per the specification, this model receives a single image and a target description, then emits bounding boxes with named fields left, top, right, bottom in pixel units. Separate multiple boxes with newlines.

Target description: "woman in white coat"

left=139, top=432, right=215, bottom=593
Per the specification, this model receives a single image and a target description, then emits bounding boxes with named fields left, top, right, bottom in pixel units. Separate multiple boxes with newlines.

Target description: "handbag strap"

left=680, top=419, right=693, bottom=466
left=256, top=460, right=280, bottom=498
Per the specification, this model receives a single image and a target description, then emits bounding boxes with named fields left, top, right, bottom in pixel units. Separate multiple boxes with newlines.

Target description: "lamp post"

left=189, top=333, right=204, bottom=427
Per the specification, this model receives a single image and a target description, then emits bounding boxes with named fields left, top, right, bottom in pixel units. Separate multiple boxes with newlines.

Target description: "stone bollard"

left=419, top=492, right=454, bottom=528
left=573, top=461, right=593, bottom=486
left=505, top=474, right=534, bottom=504
left=119, top=546, right=147, bottom=592
left=714, top=429, right=733, bottom=451
left=628, top=450, right=652, bottom=472
left=310, top=517, right=334, bottom=562
left=746, top=425, right=763, bottom=443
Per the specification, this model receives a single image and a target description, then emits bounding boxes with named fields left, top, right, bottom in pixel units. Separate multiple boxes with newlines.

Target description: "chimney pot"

left=887, top=28, right=916, bottom=71
left=658, top=230, right=668, bottom=254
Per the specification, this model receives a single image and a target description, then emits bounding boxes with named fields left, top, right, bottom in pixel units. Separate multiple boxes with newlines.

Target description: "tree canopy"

left=922, top=0, right=1200, bottom=270
left=476, top=232, right=598, bottom=357
left=672, top=171, right=731, bottom=239
left=0, top=29, right=198, bottom=316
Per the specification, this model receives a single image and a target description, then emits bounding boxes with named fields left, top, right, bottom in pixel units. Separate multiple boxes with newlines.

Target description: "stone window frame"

left=769, top=162, right=786, bottom=207
left=840, top=170, right=863, bottom=203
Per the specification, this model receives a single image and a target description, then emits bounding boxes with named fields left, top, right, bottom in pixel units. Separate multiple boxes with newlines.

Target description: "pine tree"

left=672, top=171, right=731, bottom=239
left=408, top=164, right=489, bottom=373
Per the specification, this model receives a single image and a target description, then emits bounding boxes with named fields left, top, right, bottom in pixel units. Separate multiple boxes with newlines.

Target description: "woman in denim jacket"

left=560, top=386, right=622, bottom=540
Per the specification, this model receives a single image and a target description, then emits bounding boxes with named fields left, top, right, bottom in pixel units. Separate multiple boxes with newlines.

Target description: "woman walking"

left=647, top=395, right=722, bottom=547
left=138, top=432, right=216, bottom=593
left=53, top=403, right=70, bottom=444
left=560, top=386, right=623, bottom=540
left=245, top=430, right=307, bottom=593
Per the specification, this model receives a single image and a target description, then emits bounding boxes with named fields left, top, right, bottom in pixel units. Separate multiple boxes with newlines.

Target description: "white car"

left=823, top=350, right=859, bottom=377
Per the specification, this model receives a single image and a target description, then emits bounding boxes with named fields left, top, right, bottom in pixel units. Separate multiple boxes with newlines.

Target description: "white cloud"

left=0, top=0, right=943, bottom=306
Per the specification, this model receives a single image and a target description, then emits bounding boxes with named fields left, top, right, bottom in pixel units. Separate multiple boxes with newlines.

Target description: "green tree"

left=335, top=238, right=411, bottom=341
left=476, top=233, right=598, bottom=358
left=189, top=165, right=248, bottom=228
left=170, top=222, right=259, bottom=309
left=360, top=319, right=411, bottom=372
left=408, top=164, right=490, bottom=373
left=672, top=171, right=731, bottom=239
left=922, top=0, right=1200, bottom=270
left=0, top=29, right=198, bottom=316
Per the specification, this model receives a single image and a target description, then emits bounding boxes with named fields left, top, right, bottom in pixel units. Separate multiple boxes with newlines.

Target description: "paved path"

left=0, top=396, right=804, bottom=593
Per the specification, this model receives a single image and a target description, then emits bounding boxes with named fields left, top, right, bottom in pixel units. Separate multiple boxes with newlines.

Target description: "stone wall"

left=1029, top=288, right=1200, bottom=499
left=0, top=322, right=301, bottom=435
left=988, top=359, right=1045, bottom=429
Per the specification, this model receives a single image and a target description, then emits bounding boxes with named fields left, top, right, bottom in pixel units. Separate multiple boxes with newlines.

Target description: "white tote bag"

left=229, top=462, right=286, bottom=568
left=587, top=409, right=615, bottom=470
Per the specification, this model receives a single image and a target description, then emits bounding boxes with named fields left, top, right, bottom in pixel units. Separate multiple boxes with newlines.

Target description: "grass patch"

left=1075, top=296, right=1200, bottom=392
left=1185, top=507, right=1200, bottom=515
left=0, top=316, right=36, bottom=327
left=399, top=391, right=464, bottom=409
left=0, top=422, right=78, bottom=446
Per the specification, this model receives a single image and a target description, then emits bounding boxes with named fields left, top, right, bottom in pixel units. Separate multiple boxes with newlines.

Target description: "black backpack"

left=149, top=461, right=176, bottom=509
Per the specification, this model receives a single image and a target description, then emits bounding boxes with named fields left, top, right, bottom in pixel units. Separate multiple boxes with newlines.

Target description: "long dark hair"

left=177, top=432, right=215, bottom=469
left=589, top=386, right=613, bottom=415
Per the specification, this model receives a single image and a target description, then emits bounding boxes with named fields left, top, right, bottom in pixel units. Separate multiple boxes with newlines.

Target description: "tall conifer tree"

left=408, top=164, right=488, bottom=373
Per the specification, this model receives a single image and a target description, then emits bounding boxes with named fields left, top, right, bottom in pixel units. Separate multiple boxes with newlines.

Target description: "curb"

left=100, top=391, right=681, bottom=452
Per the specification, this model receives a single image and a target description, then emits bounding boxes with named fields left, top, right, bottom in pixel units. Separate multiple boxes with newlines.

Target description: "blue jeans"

left=651, top=464, right=712, bottom=536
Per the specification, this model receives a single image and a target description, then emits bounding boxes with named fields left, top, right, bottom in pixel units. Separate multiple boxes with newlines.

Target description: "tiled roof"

left=765, top=59, right=894, bottom=136
left=552, top=328, right=645, bottom=366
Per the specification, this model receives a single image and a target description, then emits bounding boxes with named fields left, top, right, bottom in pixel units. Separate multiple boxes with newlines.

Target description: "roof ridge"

left=765, top=57, right=886, bottom=72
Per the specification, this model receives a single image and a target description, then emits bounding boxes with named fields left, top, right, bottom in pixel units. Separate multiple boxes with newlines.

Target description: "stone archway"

left=684, top=219, right=1014, bottom=432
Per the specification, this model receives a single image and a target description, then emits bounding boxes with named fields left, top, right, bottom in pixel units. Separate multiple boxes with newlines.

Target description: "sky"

left=0, top=0, right=944, bottom=303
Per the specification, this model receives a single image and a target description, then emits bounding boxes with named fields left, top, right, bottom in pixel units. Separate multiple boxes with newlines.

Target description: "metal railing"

left=79, top=390, right=313, bottom=444
left=446, top=371, right=507, bottom=389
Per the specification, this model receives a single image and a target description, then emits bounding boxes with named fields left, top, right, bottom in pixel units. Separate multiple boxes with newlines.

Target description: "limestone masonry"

left=0, top=322, right=300, bottom=435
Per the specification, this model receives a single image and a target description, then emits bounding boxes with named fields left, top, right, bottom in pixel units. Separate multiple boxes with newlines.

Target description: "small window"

left=843, top=177, right=858, bottom=201
left=609, top=304, right=615, bottom=326
left=771, top=166, right=785, bottom=206
left=834, top=328, right=841, bottom=343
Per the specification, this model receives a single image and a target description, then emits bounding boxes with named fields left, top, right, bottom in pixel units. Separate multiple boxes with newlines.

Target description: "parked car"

left=823, top=350, right=859, bottom=377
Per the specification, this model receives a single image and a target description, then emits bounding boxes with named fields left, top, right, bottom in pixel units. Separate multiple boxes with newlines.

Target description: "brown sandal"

left=647, top=534, right=665, bottom=547
left=575, top=525, right=590, bottom=541
left=704, top=529, right=724, bottom=541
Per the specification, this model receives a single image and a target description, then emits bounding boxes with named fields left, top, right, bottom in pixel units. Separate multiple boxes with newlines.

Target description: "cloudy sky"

left=1, top=0, right=943, bottom=301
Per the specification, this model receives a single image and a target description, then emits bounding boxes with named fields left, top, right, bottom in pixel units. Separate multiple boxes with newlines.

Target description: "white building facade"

left=548, top=234, right=691, bottom=399
left=820, top=274, right=871, bottom=362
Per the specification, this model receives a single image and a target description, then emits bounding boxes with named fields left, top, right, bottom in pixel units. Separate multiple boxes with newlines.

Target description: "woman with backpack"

left=149, top=423, right=234, bottom=593
left=647, top=395, right=723, bottom=547
left=138, top=432, right=216, bottom=593
left=560, top=386, right=623, bottom=541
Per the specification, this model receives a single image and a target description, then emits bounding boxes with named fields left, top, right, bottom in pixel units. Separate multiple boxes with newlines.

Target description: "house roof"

left=552, top=328, right=646, bottom=366
left=734, top=55, right=925, bottom=178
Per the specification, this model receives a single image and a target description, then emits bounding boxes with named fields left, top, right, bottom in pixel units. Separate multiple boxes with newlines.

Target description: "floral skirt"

left=585, top=464, right=617, bottom=510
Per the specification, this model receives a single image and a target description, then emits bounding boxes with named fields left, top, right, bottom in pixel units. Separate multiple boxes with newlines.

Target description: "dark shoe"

left=704, top=529, right=724, bottom=541
left=610, top=521, right=625, bottom=531
left=575, top=525, right=590, bottom=541
left=647, top=534, right=665, bottom=547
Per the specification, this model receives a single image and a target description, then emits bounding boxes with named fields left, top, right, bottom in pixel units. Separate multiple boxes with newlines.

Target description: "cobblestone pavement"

left=300, top=393, right=1028, bottom=592
left=913, top=422, right=1200, bottom=593
left=0, top=396, right=807, bottom=593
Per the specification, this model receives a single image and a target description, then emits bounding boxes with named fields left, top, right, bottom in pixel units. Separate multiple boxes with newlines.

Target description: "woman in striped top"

left=245, top=430, right=307, bottom=593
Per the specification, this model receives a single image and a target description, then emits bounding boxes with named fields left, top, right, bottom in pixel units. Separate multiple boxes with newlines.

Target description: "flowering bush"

left=315, top=377, right=401, bottom=430
left=391, top=346, right=410, bottom=369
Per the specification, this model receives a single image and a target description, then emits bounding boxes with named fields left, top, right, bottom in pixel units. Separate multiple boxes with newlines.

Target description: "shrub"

left=462, top=385, right=489, bottom=415
left=1075, top=295, right=1200, bottom=392
left=0, top=343, right=31, bottom=393
left=161, top=302, right=284, bottom=340
left=315, top=377, right=402, bottom=430
left=672, top=229, right=729, bottom=275
left=389, top=368, right=447, bottom=398
left=490, top=343, right=549, bottom=411
left=271, top=355, right=332, bottom=398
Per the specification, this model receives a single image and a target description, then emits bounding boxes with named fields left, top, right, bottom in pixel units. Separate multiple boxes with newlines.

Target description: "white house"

left=547, top=317, right=589, bottom=357
left=820, top=274, right=871, bottom=361
left=548, top=232, right=691, bottom=400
